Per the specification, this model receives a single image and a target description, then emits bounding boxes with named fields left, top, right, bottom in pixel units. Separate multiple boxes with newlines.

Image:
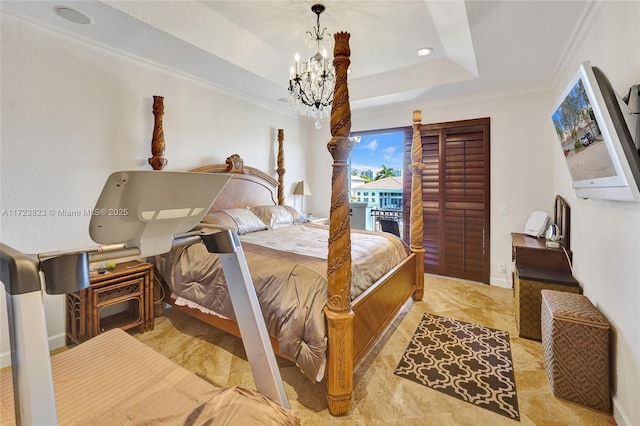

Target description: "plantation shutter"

left=404, top=118, right=490, bottom=283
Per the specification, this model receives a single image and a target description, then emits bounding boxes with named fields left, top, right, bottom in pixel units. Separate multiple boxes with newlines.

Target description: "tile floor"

left=136, top=274, right=617, bottom=425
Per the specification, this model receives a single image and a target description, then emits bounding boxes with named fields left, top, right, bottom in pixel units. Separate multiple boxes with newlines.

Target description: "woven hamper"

left=541, top=290, right=610, bottom=412
left=515, top=265, right=580, bottom=340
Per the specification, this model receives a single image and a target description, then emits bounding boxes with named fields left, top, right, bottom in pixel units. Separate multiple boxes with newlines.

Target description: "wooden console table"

left=511, top=232, right=572, bottom=271
left=511, top=232, right=580, bottom=340
left=66, top=261, right=154, bottom=345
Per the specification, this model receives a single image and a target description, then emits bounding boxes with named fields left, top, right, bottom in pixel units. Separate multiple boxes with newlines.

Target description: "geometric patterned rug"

left=394, top=313, right=520, bottom=421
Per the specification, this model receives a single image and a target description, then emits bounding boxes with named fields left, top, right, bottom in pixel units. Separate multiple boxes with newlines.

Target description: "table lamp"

left=293, top=180, right=312, bottom=214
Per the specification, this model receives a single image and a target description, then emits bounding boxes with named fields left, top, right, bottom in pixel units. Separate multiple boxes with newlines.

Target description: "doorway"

left=403, top=118, right=491, bottom=284
left=349, top=129, right=409, bottom=232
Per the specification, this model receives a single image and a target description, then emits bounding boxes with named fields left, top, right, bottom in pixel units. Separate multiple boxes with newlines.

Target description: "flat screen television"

left=551, top=61, right=640, bottom=202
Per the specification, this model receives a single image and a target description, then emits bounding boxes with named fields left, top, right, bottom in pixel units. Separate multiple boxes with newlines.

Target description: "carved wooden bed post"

left=325, top=31, right=354, bottom=416
left=410, top=110, right=425, bottom=300
left=277, top=129, right=285, bottom=206
left=148, top=95, right=168, bottom=170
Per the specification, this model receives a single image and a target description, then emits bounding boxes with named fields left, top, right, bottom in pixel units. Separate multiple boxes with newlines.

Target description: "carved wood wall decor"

left=148, top=96, right=168, bottom=170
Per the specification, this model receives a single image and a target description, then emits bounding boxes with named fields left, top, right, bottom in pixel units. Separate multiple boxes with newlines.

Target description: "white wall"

left=307, top=89, right=555, bottom=288
left=0, top=16, right=308, bottom=365
left=549, top=2, right=640, bottom=425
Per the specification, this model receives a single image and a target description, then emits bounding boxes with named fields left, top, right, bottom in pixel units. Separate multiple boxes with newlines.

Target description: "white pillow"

left=250, top=205, right=298, bottom=229
left=221, top=208, right=267, bottom=235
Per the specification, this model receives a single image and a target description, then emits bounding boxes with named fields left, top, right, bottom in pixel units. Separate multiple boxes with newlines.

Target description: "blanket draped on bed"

left=154, top=224, right=409, bottom=382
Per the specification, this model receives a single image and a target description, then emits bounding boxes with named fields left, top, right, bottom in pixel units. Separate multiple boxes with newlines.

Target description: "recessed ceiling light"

left=54, top=7, right=92, bottom=25
left=415, top=47, right=433, bottom=57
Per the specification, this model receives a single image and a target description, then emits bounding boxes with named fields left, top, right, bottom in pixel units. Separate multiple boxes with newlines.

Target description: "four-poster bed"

left=148, top=32, right=425, bottom=416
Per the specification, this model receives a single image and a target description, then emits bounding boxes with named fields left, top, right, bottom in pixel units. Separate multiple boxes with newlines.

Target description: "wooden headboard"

left=554, top=195, right=571, bottom=251
left=190, top=154, right=279, bottom=212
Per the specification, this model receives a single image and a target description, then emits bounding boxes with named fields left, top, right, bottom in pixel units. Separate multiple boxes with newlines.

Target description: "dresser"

left=307, top=216, right=329, bottom=225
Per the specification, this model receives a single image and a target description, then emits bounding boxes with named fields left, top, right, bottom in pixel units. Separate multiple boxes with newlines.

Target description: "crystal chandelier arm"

left=316, top=80, right=332, bottom=109
left=298, top=87, right=316, bottom=108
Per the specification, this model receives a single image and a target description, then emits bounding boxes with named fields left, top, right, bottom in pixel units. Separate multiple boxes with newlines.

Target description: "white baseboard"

left=1, top=351, right=10, bottom=369
left=490, top=276, right=512, bottom=288
left=0, top=332, right=67, bottom=369
left=612, top=393, right=632, bottom=426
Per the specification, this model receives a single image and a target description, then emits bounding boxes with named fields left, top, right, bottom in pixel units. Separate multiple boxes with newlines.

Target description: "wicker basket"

left=541, top=290, right=610, bottom=412
left=515, top=267, right=581, bottom=340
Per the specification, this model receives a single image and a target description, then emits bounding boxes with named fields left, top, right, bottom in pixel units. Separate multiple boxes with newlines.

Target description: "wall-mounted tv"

left=551, top=61, right=640, bottom=202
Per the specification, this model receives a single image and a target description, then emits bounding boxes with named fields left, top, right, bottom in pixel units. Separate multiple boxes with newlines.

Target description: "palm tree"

left=374, top=164, right=396, bottom=181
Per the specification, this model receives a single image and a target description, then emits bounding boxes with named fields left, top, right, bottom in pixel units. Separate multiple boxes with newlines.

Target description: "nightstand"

left=308, top=217, right=329, bottom=225
left=66, top=261, right=154, bottom=345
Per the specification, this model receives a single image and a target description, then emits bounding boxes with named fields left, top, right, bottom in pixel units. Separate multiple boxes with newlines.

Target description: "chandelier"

left=288, top=4, right=335, bottom=129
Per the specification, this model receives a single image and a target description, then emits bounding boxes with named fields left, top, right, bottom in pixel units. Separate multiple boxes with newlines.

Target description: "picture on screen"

left=552, top=77, right=616, bottom=181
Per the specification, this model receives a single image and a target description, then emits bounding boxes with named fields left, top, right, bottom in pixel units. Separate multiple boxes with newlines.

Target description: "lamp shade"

left=293, top=180, right=312, bottom=196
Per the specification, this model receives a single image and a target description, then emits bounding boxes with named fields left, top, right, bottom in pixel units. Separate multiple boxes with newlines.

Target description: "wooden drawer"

left=511, top=233, right=572, bottom=271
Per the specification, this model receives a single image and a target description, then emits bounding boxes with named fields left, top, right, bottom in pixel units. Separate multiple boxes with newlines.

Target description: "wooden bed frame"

left=148, top=32, right=425, bottom=416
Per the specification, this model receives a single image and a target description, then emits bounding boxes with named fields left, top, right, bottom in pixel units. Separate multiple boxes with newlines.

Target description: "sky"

left=350, top=131, right=404, bottom=175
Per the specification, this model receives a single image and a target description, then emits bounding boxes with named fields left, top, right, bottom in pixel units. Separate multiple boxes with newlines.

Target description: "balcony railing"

left=370, top=208, right=403, bottom=235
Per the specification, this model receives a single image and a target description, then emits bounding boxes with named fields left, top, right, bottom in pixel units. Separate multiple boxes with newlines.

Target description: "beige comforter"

left=154, top=223, right=409, bottom=382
